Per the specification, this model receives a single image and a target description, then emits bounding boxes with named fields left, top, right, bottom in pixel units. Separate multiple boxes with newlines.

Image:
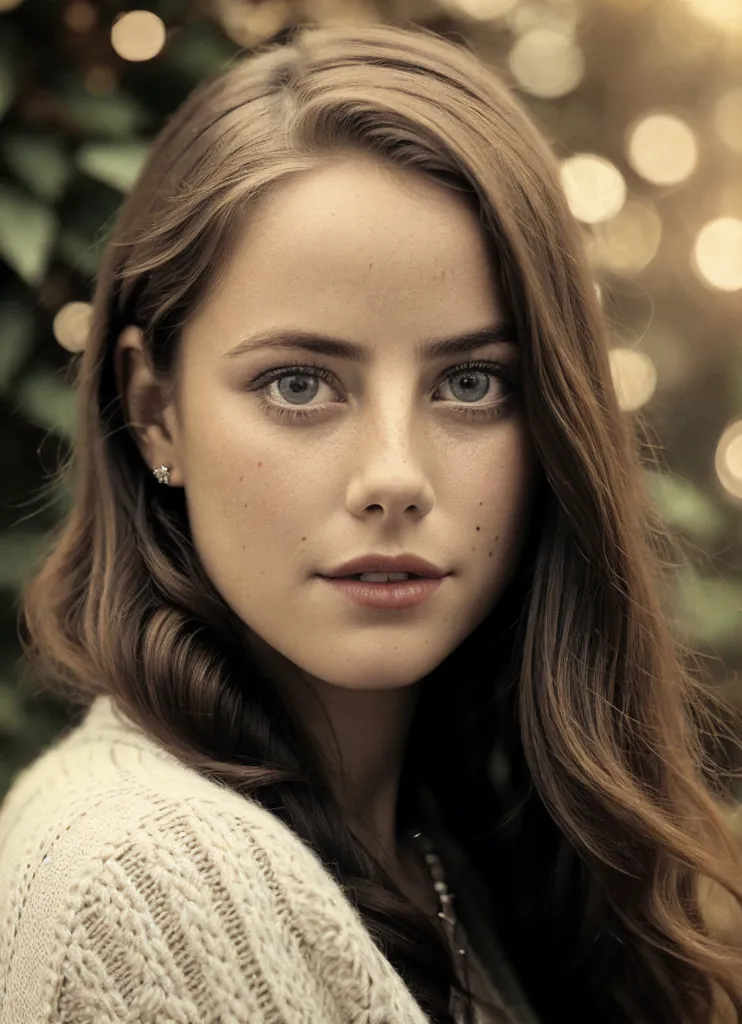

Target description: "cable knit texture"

left=0, top=696, right=529, bottom=1024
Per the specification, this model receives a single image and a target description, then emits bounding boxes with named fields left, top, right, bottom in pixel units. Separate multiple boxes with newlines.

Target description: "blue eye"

left=248, top=359, right=519, bottom=424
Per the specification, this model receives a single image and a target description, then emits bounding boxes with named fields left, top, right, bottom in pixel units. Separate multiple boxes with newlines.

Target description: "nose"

left=345, top=406, right=435, bottom=518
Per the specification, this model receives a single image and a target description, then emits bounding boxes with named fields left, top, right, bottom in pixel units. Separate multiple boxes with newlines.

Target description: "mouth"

left=330, top=572, right=428, bottom=581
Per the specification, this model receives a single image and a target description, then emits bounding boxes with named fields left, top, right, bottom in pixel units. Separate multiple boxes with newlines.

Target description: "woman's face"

left=123, top=156, right=541, bottom=693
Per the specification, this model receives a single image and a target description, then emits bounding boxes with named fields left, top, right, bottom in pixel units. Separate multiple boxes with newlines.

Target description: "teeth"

left=358, top=572, right=411, bottom=582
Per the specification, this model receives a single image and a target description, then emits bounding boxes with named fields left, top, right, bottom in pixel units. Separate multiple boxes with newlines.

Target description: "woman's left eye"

left=247, top=359, right=520, bottom=423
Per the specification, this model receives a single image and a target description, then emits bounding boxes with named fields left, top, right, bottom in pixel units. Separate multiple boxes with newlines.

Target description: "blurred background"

left=0, top=0, right=741, bottom=818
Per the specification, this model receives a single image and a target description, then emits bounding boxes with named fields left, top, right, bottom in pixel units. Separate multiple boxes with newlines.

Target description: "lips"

left=344, top=572, right=424, bottom=580
left=324, top=554, right=448, bottom=579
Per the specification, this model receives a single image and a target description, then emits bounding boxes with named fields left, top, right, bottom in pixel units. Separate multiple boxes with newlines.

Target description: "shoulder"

left=0, top=694, right=303, bottom=913
left=0, top=693, right=310, bottom=863
left=0, top=696, right=428, bottom=1024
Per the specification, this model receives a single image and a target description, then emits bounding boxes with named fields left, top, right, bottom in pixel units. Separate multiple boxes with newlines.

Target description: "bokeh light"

left=111, top=10, right=167, bottom=62
left=53, top=302, right=92, bottom=353
left=560, top=154, right=627, bottom=224
left=692, top=218, right=742, bottom=292
left=506, top=0, right=581, bottom=36
left=449, top=0, right=520, bottom=18
left=590, top=198, right=663, bottom=274
left=626, top=113, right=698, bottom=186
left=679, top=0, right=742, bottom=34
left=508, top=28, right=584, bottom=98
left=0, top=0, right=24, bottom=10
left=715, top=420, right=742, bottom=500
left=609, top=347, right=657, bottom=411
left=64, top=0, right=97, bottom=32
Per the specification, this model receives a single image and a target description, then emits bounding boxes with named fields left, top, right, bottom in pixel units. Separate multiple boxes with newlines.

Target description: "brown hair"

left=18, top=20, right=742, bottom=1023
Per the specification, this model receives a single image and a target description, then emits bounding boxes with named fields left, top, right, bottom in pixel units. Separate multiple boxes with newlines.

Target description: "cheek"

left=180, top=399, right=306, bottom=517
left=179, top=413, right=324, bottom=585
left=467, top=429, right=540, bottom=574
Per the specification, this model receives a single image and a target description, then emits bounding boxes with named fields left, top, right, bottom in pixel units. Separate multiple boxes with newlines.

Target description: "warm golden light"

left=560, top=154, right=627, bottom=224
left=0, top=0, right=24, bottom=10
left=53, top=302, right=93, bottom=353
left=692, top=218, right=742, bottom=291
left=715, top=420, right=742, bottom=501
left=64, top=0, right=97, bottom=32
left=714, top=87, right=742, bottom=153
left=627, top=113, right=698, bottom=186
left=450, top=0, right=520, bottom=17
left=600, top=0, right=652, bottom=8
left=609, top=348, right=657, bottom=411
left=508, top=28, right=584, bottom=98
left=591, top=198, right=662, bottom=274
left=679, top=0, right=742, bottom=34
left=111, top=10, right=167, bottom=62
left=506, top=0, right=580, bottom=36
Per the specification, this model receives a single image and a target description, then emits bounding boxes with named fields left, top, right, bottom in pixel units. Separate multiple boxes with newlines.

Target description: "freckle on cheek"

left=257, top=461, right=263, bottom=468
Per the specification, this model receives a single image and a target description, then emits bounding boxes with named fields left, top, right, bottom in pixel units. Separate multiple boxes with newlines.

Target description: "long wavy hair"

left=17, top=20, right=742, bottom=1024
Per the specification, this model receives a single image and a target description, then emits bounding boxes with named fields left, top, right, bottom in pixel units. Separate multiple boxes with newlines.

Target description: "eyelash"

left=248, top=359, right=520, bottom=423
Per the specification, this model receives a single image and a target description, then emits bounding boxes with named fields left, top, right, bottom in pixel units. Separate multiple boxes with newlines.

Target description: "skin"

left=114, top=155, right=541, bottom=908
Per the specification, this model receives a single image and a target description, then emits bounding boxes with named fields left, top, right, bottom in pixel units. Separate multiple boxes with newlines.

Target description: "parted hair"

left=19, top=20, right=742, bottom=1023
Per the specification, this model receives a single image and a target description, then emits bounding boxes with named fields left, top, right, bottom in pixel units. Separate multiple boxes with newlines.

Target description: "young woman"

left=1, top=20, right=741, bottom=1024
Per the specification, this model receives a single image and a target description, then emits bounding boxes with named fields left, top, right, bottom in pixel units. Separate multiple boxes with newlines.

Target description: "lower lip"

left=320, top=576, right=446, bottom=609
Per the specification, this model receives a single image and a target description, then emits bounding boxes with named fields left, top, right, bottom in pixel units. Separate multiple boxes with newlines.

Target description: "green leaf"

left=0, top=530, right=47, bottom=590
left=164, top=23, right=237, bottom=80
left=0, top=185, right=57, bottom=286
left=57, top=227, right=105, bottom=278
left=0, top=297, right=34, bottom=391
left=2, top=135, right=72, bottom=203
left=154, top=0, right=191, bottom=19
left=0, top=60, right=14, bottom=123
left=673, top=567, right=742, bottom=648
left=17, top=369, right=77, bottom=441
left=62, top=85, right=148, bottom=138
left=56, top=189, right=119, bottom=278
left=644, top=470, right=726, bottom=547
left=0, top=28, right=18, bottom=123
left=76, top=140, right=150, bottom=193
left=0, top=684, right=26, bottom=734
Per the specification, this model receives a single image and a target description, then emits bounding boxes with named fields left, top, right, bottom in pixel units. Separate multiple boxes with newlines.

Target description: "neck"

left=245, top=629, right=423, bottom=860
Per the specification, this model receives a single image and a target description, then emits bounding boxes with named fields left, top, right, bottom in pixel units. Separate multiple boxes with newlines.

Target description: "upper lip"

left=322, top=554, right=449, bottom=579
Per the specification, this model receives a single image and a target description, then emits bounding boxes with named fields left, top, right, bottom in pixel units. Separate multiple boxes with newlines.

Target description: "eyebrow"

left=223, top=323, right=516, bottom=364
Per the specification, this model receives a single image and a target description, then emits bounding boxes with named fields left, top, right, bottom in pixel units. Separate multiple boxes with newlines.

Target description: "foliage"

left=0, top=0, right=740, bottom=813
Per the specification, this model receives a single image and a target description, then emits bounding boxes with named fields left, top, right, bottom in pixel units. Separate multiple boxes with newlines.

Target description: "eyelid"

left=248, top=355, right=518, bottom=389
left=246, top=357, right=519, bottom=421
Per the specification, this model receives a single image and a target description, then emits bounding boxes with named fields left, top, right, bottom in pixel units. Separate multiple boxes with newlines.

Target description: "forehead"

left=184, top=158, right=505, bottom=354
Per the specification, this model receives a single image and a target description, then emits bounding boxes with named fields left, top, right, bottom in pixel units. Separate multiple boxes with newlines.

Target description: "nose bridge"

left=341, top=364, right=440, bottom=516
left=358, top=377, right=426, bottom=464
left=344, top=379, right=437, bottom=516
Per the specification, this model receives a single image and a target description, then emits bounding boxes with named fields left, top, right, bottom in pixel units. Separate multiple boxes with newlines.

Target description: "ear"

left=113, top=325, right=184, bottom=487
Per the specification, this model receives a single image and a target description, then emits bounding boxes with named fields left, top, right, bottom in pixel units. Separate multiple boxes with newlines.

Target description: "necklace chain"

left=410, top=828, right=469, bottom=1020
left=410, top=829, right=466, bottom=956
left=407, top=827, right=470, bottom=1024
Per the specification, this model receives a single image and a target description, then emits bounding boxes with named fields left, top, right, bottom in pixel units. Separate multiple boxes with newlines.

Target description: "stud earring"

left=152, top=465, right=171, bottom=485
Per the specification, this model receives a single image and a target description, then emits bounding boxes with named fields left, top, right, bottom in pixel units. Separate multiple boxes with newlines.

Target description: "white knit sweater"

left=0, top=695, right=535, bottom=1024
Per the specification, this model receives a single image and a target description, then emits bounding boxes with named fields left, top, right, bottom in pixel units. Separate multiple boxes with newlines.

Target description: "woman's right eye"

left=247, top=358, right=519, bottom=424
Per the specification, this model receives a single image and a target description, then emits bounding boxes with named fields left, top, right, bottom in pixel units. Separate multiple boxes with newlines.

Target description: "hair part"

left=18, top=20, right=742, bottom=1023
